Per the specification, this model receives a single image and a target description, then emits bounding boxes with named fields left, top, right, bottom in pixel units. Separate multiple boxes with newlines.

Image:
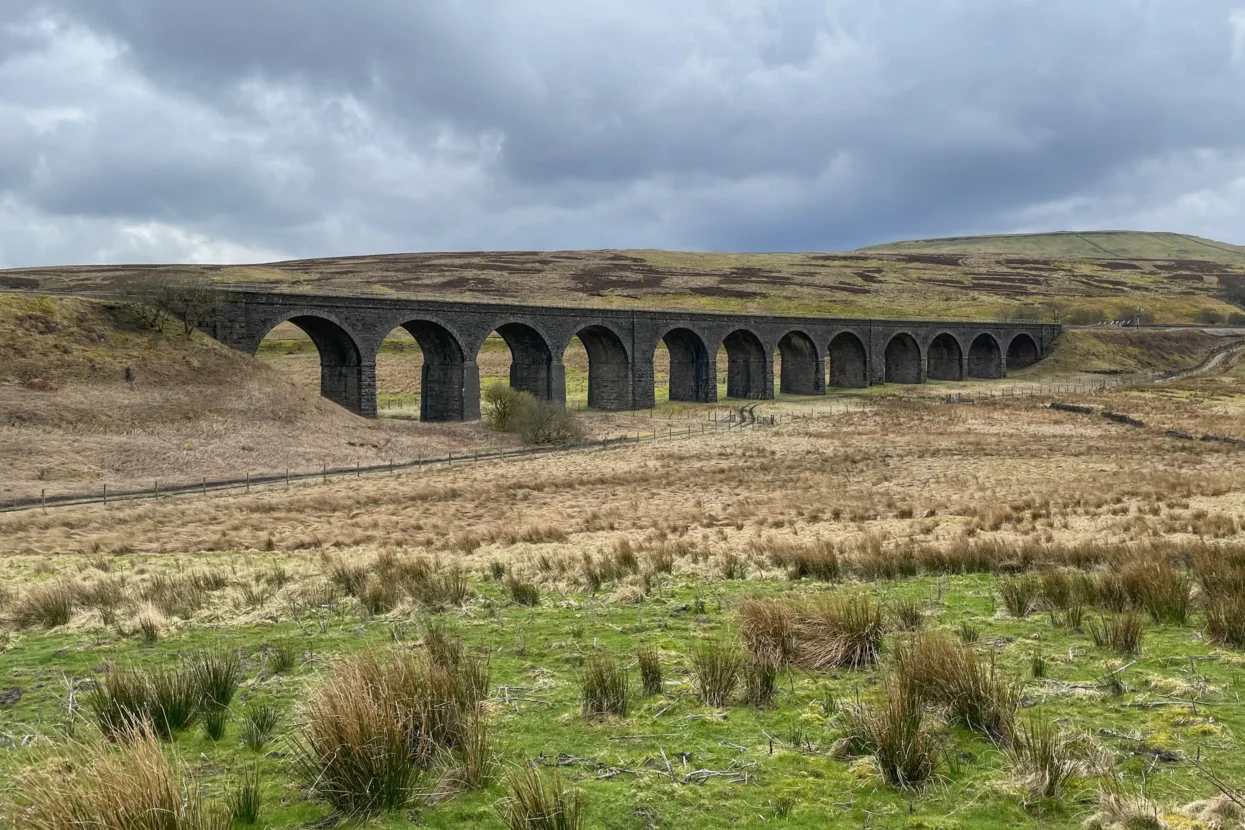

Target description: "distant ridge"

left=857, top=230, right=1245, bottom=264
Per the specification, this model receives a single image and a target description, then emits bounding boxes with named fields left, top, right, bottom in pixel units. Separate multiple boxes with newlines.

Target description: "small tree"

left=117, top=274, right=219, bottom=338
left=514, top=396, right=584, bottom=446
left=482, top=383, right=523, bottom=431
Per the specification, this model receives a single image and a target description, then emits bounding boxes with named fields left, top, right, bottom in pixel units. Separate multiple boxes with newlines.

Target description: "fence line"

left=9, top=345, right=1239, bottom=514
left=1, top=412, right=775, bottom=514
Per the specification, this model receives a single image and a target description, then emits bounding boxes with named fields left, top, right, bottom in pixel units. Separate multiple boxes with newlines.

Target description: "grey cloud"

left=1, top=0, right=1244, bottom=267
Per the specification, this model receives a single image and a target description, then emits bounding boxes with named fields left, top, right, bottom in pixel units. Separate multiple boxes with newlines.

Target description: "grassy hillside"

left=858, top=230, right=1245, bottom=263
left=4, top=238, right=1244, bottom=324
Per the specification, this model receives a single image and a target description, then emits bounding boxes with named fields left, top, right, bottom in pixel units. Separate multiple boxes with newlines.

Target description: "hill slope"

left=858, top=230, right=1245, bottom=264
left=2, top=233, right=1243, bottom=324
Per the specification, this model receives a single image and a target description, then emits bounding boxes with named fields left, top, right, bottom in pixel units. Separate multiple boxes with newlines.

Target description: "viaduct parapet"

left=203, top=290, right=1062, bottom=420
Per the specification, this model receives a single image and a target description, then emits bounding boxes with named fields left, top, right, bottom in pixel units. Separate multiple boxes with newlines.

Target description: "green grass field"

left=4, top=543, right=1245, bottom=830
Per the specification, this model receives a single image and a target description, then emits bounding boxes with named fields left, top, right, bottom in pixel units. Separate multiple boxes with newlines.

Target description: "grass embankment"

left=0, top=296, right=519, bottom=503
left=4, top=230, right=1244, bottom=322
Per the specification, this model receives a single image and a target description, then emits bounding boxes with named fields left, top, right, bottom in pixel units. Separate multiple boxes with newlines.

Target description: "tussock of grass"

left=580, top=652, right=630, bottom=720
left=11, top=726, right=229, bottom=830
left=498, top=767, right=586, bottom=830
left=689, top=639, right=745, bottom=708
left=840, top=679, right=943, bottom=790
left=13, top=579, right=78, bottom=629
left=894, top=632, right=1020, bottom=745
left=86, top=665, right=202, bottom=741
left=504, top=576, right=540, bottom=607
left=291, top=648, right=490, bottom=815
left=1006, top=714, right=1081, bottom=803
left=1121, top=559, right=1191, bottom=625
left=997, top=575, right=1041, bottom=618
left=741, top=595, right=885, bottom=670
left=636, top=645, right=663, bottom=697
left=1087, top=611, right=1144, bottom=655
left=1205, top=595, right=1245, bottom=648
left=240, top=702, right=279, bottom=751
left=201, top=707, right=229, bottom=741
left=186, top=648, right=241, bottom=711
left=744, top=654, right=779, bottom=708
left=227, top=765, right=262, bottom=826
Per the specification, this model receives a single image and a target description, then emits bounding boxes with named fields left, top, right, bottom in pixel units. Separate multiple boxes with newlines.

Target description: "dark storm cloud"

left=1, top=1, right=1244, bottom=266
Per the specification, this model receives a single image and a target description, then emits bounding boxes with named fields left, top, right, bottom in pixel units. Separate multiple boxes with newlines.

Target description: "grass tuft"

left=840, top=678, right=942, bottom=790
left=11, top=726, right=230, bottom=830
left=689, top=639, right=745, bottom=708
left=241, top=702, right=279, bottom=751
left=1087, top=611, right=1144, bottom=655
left=636, top=645, right=663, bottom=697
left=498, top=767, right=586, bottom=830
left=227, top=764, right=262, bottom=826
left=580, top=652, right=631, bottom=719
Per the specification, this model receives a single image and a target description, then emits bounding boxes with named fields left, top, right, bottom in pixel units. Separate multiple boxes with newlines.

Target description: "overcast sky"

left=2, top=1, right=1244, bottom=267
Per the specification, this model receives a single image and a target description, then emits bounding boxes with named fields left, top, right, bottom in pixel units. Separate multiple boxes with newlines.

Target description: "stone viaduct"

left=202, top=290, right=1062, bottom=420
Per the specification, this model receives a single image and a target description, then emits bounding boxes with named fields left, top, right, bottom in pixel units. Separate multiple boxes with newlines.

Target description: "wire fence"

left=0, top=410, right=775, bottom=514
left=8, top=339, right=1243, bottom=515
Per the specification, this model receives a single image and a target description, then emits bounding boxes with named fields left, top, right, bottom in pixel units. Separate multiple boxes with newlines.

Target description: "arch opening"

left=776, top=331, right=822, bottom=395
left=572, top=325, right=632, bottom=410
left=967, top=334, right=1004, bottom=379
left=927, top=333, right=964, bottom=381
left=488, top=323, right=556, bottom=401
left=255, top=315, right=365, bottom=414
left=828, top=332, right=868, bottom=388
left=884, top=333, right=922, bottom=384
left=660, top=328, right=714, bottom=403
left=375, top=320, right=468, bottom=421
left=1007, top=333, right=1040, bottom=370
left=722, top=329, right=769, bottom=400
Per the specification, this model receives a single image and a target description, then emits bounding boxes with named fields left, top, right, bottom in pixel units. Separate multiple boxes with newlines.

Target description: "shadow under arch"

left=1007, top=333, right=1039, bottom=370
left=776, top=330, right=823, bottom=395
left=387, top=319, right=470, bottom=421
left=968, top=333, right=1004, bottom=378
left=659, top=327, right=715, bottom=403
left=828, top=331, right=868, bottom=388
left=884, top=333, right=922, bottom=384
left=494, top=322, right=556, bottom=401
left=722, top=329, right=769, bottom=399
left=927, top=333, right=964, bottom=381
left=573, top=324, right=633, bottom=410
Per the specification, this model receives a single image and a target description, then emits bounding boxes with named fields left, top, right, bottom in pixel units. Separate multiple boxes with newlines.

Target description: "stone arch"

left=927, top=332, right=964, bottom=381
left=573, top=324, right=632, bottom=410
left=390, top=319, right=469, bottom=422
left=492, top=322, right=556, bottom=401
left=884, top=333, right=923, bottom=384
left=967, top=333, right=1004, bottom=379
left=722, top=328, right=769, bottom=399
left=776, top=330, right=823, bottom=395
left=659, top=327, right=714, bottom=403
left=257, top=313, right=366, bottom=415
left=1007, top=333, right=1040, bottom=370
left=828, top=331, right=868, bottom=388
